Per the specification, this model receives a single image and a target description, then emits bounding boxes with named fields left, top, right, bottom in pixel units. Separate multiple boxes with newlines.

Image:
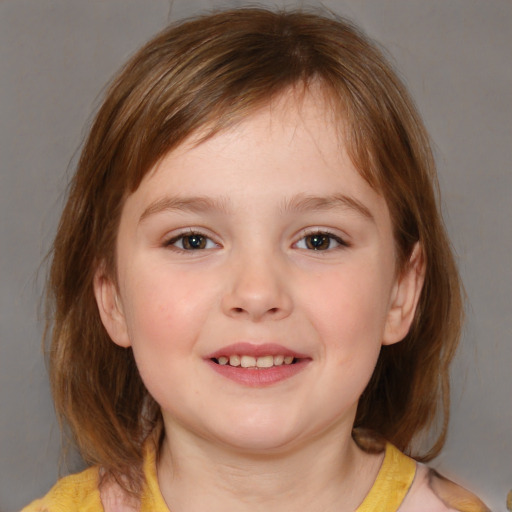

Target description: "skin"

left=95, top=90, right=424, bottom=512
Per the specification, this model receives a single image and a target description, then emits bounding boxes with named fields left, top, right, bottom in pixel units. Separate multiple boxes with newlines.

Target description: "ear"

left=93, top=267, right=131, bottom=348
left=382, top=242, right=425, bottom=346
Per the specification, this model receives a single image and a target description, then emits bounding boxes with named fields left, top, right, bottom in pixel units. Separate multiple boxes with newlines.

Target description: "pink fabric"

left=398, top=464, right=490, bottom=512
left=399, top=464, right=454, bottom=511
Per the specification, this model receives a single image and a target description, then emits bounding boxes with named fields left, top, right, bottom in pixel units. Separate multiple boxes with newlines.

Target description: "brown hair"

left=46, top=7, right=462, bottom=490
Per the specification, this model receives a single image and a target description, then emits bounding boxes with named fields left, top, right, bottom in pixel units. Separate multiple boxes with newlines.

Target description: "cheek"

left=305, top=267, right=392, bottom=348
left=119, top=267, right=216, bottom=411
left=120, top=264, right=217, bottom=355
left=298, top=261, right=394, bottom=397
left=307, top=277, right=387, bottom=403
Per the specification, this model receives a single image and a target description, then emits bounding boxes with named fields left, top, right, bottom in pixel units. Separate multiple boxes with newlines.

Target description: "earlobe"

left=383, top=243, right=425, bottom=346
left=93, top=268, right=131, bottom=348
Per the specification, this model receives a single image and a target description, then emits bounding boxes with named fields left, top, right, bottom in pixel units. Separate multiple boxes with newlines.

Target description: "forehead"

left=124, top=81, right=383, bottom=205
left=123, top=90, right=390, bottom=229
left=148, top=87, right=347, bottom=181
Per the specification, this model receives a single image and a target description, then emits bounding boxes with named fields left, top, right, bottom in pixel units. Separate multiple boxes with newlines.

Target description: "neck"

left=157, top=422, right=384, bottom=512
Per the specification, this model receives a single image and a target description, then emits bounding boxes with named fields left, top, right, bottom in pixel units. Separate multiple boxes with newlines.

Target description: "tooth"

left=241, top=355, right=256, bottom=368
left=273, top=355, right=284, bottom=366
left=284, top=356, right=294, bottom=365
left=256, top=355, right=273, bottom=368
left=218, top=356, right=228, bottom=365
left=229, top=355, right=241, bottom=367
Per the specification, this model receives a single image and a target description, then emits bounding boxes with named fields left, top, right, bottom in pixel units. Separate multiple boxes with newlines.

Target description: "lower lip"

left=206, top=359, right=310, bottom=387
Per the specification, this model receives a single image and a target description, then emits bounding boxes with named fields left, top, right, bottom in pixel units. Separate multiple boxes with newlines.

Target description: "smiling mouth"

left=212, top=355, right=297, bottom=369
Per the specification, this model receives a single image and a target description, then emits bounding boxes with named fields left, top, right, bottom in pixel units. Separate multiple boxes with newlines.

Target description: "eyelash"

left=164, top=229, right=348, bottom=252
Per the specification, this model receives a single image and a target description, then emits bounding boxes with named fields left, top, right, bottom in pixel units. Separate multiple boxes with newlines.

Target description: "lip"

left=205, top=342, right=311, bottom=387
left=206, top=342, right=309, bottom=360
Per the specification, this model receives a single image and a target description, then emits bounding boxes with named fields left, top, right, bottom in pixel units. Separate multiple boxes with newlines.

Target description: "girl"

left=23, top=8, right=489, bottom=512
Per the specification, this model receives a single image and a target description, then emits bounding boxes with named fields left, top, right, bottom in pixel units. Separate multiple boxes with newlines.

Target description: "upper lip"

left=206, top=342, right=310, bottom=360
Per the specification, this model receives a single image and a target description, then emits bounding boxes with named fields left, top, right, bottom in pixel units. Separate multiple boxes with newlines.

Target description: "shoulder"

left=21, top=466, right=103, bottom=512
left=358, top=443, right=490, bottom=512
left=21, top=440, right=168, bottom=512
left=399, top=463, right=490, bottom=512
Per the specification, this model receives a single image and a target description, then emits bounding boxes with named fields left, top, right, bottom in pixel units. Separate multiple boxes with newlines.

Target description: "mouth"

left=206, top=343, right=310, bottom=386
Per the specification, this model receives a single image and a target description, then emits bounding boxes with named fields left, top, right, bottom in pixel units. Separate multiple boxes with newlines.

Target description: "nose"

left=221, top=250, right=293, bottom=322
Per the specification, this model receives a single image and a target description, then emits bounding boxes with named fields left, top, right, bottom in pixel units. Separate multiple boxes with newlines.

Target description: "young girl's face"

left=95, top=90, right=421, bottom=453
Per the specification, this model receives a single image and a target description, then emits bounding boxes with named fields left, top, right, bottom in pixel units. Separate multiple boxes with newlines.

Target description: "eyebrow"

left=139, top=196, right=230, bottom=223
left=280, top=193, right=374, bottom=221
left=139, top=193, right=374, bottom=223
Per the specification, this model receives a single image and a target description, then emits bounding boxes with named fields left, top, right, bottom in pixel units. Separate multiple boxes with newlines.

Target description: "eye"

left=295, top=231, right=347, bottom=251
left=166, top=232, right=218, bottom=251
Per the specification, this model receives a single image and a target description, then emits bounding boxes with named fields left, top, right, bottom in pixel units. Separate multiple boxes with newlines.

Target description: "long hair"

left=46, top=7, right=462, bottom=491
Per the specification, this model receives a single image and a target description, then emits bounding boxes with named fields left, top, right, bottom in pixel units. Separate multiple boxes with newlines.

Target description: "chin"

left=219, top=432, right=299, bottom=455
left=206, top=417, right=304, bottom=455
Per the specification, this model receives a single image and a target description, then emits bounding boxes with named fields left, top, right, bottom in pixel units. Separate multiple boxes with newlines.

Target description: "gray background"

left=1, top=1, right=510, bottom=511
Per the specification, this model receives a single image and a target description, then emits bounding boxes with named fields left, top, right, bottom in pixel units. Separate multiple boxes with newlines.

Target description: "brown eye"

left=182, top=234, right=207, bottom=250
left=306, top=233, right=331, bottom=250
left=296, top=231, right=346, bottom=251
left=167, top=232, right=217, bottom=251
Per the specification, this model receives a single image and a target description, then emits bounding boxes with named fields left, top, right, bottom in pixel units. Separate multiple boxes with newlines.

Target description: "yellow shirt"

left=22, top=443, right=488, bottom=512
left=21, top=444, right=169, bottom=512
